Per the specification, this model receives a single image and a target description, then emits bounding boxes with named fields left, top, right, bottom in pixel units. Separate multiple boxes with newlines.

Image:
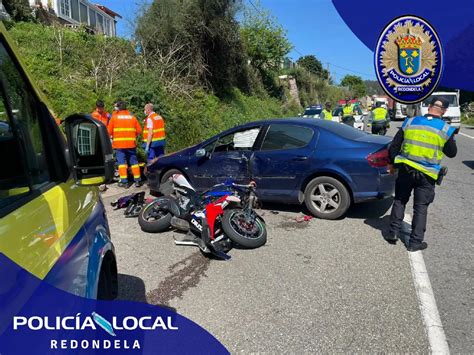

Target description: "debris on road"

left=295, top=215, right=313, bottom=223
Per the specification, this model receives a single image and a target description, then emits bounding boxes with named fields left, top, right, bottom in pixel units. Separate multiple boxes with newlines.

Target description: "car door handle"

left=293, top=156, right=308, bottom=161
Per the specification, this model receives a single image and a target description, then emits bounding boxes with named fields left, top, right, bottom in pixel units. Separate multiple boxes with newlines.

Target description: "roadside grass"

left=461, top=113, right=474, bottom=126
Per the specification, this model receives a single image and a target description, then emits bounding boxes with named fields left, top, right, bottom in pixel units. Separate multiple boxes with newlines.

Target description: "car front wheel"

left=304, top=176, right=351, bottom=219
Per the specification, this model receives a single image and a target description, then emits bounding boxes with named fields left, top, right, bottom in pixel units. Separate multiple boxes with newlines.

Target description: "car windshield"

left=323, top=121, right=368, bottom=140
left=304, top=108, right=322, bottom=115
left=422, top=94, right=458, bottom=107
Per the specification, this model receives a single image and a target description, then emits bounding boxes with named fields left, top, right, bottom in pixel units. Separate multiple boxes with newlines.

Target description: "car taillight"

left=367, top=148, right=390, bottom=167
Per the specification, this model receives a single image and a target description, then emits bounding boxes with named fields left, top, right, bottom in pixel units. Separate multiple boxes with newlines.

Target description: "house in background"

left=28, top=0, right=121, bottom=36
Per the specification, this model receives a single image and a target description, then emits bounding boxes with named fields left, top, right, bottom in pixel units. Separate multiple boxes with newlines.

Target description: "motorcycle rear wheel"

left=138, top=198, right=173, bottom=233
left=222, top=209, right=267, bottom=248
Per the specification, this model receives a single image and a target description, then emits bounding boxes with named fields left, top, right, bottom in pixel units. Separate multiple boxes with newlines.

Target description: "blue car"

left=147, top=119, right=395, bottom=219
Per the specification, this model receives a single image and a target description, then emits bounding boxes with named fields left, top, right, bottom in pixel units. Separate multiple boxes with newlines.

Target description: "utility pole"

left=326, top=62, right=330, bottom=84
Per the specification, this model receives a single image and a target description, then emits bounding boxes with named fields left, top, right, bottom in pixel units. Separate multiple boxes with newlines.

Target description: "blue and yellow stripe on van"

left=0, top=180, right=112, bottom=298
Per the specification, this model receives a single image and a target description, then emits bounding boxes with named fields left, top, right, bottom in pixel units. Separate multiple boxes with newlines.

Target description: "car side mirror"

left=195, top=148, right=207, bottom=158
left=64, top=114, right=115, bottom=186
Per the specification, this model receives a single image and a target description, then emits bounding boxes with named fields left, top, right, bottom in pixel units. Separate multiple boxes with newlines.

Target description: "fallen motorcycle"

left=138, top=174, right=266, bottom=259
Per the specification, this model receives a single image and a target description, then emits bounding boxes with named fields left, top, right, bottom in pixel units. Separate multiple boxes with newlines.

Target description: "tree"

left=240, top=2, right=292, bottom=72
left=3, top=0, right=34, bottom=22
left=296, top=55, right=328, bottom=80
left=364, top=80, right=384, bottom=96
left=340, top=75, right=366, bottom=97
left=135, top=0, right=249, bottom=95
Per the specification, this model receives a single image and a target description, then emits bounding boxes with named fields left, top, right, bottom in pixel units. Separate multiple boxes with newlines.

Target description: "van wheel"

left=304, top=176, right=350, bottom=219
left=97, top=252, right=118, bottom=300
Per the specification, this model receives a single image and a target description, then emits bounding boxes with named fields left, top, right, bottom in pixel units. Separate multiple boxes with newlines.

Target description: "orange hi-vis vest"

left=107, top=110, right=142, bottom=149
left=143, top=112, right=166, bottom=147
left=91, top=110, right=110, bottom=126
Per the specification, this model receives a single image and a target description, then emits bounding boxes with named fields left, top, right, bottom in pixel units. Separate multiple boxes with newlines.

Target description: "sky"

left=97, top=0, right=376, bottom=82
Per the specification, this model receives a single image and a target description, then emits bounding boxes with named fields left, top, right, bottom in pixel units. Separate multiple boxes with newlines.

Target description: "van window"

left=0, top=42, right=52, bottom=209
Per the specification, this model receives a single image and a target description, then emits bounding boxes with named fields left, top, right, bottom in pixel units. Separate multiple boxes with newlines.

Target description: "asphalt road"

left=410, top=122, right=474, bottom=353
left=101, top=121, right=473, bottom=353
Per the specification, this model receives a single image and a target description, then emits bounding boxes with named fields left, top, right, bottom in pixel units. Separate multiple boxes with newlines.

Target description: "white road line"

left=459, top=132, right=474, bottom=140
left=403, top=214, right=450, bottom=354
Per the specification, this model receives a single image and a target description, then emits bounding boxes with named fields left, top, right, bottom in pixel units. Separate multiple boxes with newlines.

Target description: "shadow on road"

left=346, top=198, right=393, bottom=219
left=462, top=160, right=474, bottom=169
left=261, top=198, right=394, bottom=220
left=364, top=215, right=411, bottom=247
left=118, top=273, right=178, bottom=312
left=117, top=273, right=148, bottom=302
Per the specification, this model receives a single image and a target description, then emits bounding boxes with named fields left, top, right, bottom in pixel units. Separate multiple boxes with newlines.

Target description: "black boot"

left=407, top=242, right=428, bottom=252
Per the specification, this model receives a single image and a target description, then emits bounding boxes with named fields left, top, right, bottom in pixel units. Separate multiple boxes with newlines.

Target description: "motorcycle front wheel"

left=222, top=209, right=267, bottom=248
left=138, top=197, right=173, bottom=233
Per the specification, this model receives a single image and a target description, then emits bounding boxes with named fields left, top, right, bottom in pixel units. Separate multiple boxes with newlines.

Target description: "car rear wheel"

left=304, top=176, right=350, bottom=219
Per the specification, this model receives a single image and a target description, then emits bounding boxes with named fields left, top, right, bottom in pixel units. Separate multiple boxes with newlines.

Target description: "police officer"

left=385, top=97, right=457, bottom=251
left=342, top=98, right=355, bottom=127
left=370, top=101, right=389, bottom=135
left=320, top=102, right=333, bottom=120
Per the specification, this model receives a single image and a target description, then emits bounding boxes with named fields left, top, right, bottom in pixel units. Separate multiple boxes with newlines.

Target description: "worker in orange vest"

left=107, top=101, right=143, bottom=188
left=91, top=100, right=111, bottom=126
left=143, top=103, right=166, bottom=161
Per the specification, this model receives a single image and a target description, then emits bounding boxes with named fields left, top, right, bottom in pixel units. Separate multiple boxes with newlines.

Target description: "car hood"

left=147, top=145, right=196, bottom=171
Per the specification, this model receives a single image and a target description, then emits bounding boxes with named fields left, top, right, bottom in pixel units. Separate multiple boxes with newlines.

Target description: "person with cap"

left=320, top=102, right=333, bottom=121
left=107, top=101, right=143, bottom=188
left=385, top=97, right=457, bottom=251
left=143, top=103, right=166, bottom=161
left=342, top=98, right=355, bottom=127
left=370, top=101, right=389, bottom=135
left=91, top=100, right=111, bottom=126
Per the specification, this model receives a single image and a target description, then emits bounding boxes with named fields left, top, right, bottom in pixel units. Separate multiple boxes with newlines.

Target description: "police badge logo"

left=375, top=16, right=443, bottom=104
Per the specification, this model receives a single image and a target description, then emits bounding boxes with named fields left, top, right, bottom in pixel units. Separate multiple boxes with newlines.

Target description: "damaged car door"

left=193, top=126, right=262, bottom=188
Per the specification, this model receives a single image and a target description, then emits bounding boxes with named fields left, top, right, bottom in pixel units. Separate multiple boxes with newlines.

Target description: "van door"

left=0, top=36, right=96, bottom=298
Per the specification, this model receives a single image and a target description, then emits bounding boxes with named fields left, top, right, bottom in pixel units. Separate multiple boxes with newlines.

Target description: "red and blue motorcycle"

left=138, top=174, right=267, bottom=260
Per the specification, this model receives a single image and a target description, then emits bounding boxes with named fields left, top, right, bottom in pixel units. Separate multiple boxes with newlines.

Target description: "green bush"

left=8, top=22, right=297, bottom=156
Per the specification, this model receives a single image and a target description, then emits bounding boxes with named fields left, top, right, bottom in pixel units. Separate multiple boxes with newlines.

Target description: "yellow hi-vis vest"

left=343, top=106, right=353, bottom=116
left=394, top=116, right=454, bottom=180
left=372, top=107, right=388, bottom=122
left=322, top=109, right=333, bottom=120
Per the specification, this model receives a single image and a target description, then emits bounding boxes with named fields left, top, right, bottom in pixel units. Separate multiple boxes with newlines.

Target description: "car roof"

left=239, top=117, right=336, bottom=129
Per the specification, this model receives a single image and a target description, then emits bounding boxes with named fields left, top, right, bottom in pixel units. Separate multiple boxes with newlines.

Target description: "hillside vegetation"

left=5, top=0, right=361, bottom=153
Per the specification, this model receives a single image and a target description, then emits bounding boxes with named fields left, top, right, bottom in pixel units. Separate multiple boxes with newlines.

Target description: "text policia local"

left=13, top=315, right=179, bottom=350
left=13, top=315, right=179, bottom=331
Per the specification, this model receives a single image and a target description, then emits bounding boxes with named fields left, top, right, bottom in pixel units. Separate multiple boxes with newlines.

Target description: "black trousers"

left=371, top=121, right=387, bottom=135
left=389, top=165, right=436, bottom=245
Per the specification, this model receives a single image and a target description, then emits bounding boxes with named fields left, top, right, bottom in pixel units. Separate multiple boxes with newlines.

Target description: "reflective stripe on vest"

left=372, top=107, right=387, bottom=121
left=143, top=113, right=166, bottom=142
left=322, top=109, right=332, bottom=120
left=395, top=116, right=451, bottom=179
left=110, top=110, right=139, bottom=149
